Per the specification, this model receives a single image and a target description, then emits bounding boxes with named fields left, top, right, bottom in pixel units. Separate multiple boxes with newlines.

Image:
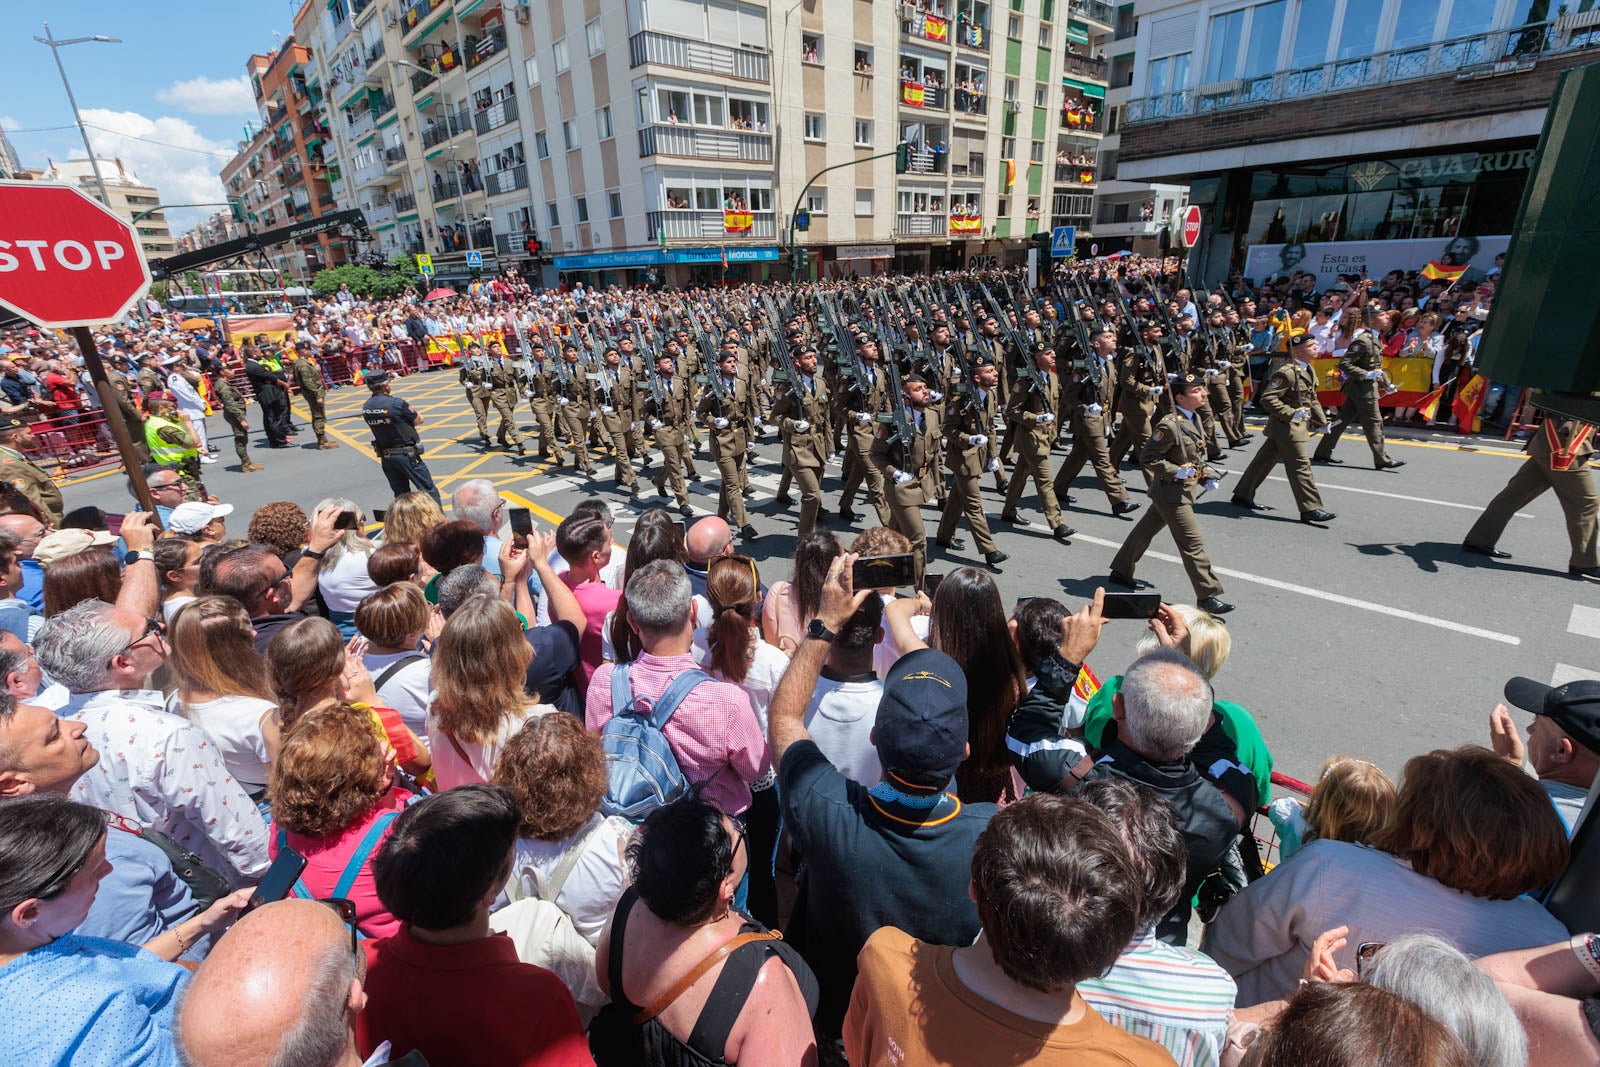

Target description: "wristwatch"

left=301, top=547, right=327, bottom=561
left=806, top=618, right=836, bottom=643
left=123, top=550, right=154, bottom=566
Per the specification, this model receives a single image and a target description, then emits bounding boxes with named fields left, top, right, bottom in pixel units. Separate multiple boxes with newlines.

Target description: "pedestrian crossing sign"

left=465, top=250, right=483, bottom=268
left=1050, top=226, right=1076, bottom=258
left=416, top=254, right=434, bottom=276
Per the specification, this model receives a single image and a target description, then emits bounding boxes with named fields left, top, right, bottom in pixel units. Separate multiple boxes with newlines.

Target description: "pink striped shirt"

left=585, top=651, right=770, bottom=815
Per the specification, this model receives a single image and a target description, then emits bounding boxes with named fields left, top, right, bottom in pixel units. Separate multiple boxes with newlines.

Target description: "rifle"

left=1053, top=279, right=1101, bottom=392
left=977, top=279, right=1045, bottom=397
left=879, top=353, right=917, bottom=461
left=1108, top=283, right=1162, bottom=385
left=817, top=295, right=870, bottom=402
left=760, top=292, right=806, bottom=409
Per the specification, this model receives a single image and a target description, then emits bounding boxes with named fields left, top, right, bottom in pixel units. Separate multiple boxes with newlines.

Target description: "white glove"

left=1291, top=409, right=1309, bottom=422
left=893, top=470, right=915, bottom=485
left=630, top=421, right=639, bottom=432
left=968, top=433, right=988, bottom=447
left=1087, top=403, right=1103, bottom=415
left=929, top=390, right=944, bottom=402
left=1366, top=369, right=1383, bottom=380
left=650, top=418, right=664, bottom=430
left=1202, top=477, right=1221, bottom=493
left=1176, top=464, right=1197, bottom=479
left=855, top=412, right=872, bottom=425
left=793, top=419, right=811, bottom=433
left=986, top=458, right=1001, bottom=473
left=1204, top=368, right=1219, bottom=378
left=557, top=396, right=569, bottom=406
left=1167, top=372, right=1180, bottom=381
left=714, top=417, right=730, bottom=429
left=601, top=405, right=614, bottom=414
left=1147, top=385, right=1164, bottom=398
left=1036, top=412, right=1054, bottom=426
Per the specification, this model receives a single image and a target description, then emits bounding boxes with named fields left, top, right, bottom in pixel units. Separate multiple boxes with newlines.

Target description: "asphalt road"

left=61, top=370, right=1600, bottom=787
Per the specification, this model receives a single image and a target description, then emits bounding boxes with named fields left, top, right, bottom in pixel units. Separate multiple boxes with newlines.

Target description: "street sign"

left=464, top=250, right=483, bottom=268
left=415, top=253, right=434, bottom=276
left=1182, top=205, right=1203, bottom=248
left=1050, top=225, right=1076, bottom=258
left=0, top=179, right=151, bottom=328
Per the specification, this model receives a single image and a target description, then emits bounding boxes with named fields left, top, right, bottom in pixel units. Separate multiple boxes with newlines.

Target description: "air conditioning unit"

left=1006, top=99, right=1021, bottom=113
left=514, top=5, right=530, bottom=21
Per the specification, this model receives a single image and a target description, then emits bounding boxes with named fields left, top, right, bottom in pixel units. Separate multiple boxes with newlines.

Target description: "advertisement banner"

left=1244, top=235, right=1510, bottom=290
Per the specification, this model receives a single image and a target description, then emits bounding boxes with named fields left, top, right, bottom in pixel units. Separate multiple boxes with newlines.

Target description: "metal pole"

left=70, top=326, right=161, bottom=524
left=38, top=23, right=112, bottom=206
left=786, top=147, right=902, bottom=270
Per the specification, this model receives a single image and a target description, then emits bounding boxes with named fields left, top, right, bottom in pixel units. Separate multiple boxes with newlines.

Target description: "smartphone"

left=1101, top=592, right=1162, bottom=620
left=924, top=573, right=945, bottom=598
left=853, top=553, right=916, bottom=589
left=334, top=508, right=359, bottom=531
left=374, top=509, right=386, bottom=524
left=674, top=518, right=687, bottom=535
left=509, top=506, right=533, bottom=542
left=1356, top=942, right=1386, bottom=980
left=244, top=846, right=307, bottom=912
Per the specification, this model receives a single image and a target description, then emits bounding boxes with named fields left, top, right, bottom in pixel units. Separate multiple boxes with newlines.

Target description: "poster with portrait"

left=1244, top=235, right=1510, bottom=291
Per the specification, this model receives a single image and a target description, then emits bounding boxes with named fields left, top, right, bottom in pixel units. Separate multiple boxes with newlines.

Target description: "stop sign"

left=1181, top=205, right=1203, bottom=248
left=0, top=179, right=151, bottom=328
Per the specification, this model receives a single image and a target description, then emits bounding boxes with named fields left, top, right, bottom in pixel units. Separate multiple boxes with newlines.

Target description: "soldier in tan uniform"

left=289, top=341, right=339, bottom=450
left=554, top=343, right=595, bottom=474
left=1108, top=373, right=1232, bottom=614
left=593, top=346, right=639, bottom=493
left=1107, top=322, right=1167, bottom=469
left=1000, top=342, right=1075, bottom=544
left=770, top=344, right=832, bottom=541
left=213, top=372, right=262, bottom=473
left=107, top=354, right=150, bottom=464
left=837, top=334, right=892, bottom=525
left=519, top=340, right=560, bottom=459
left=869, top=372, right=942, bottom=589
left=696, top=349, right=757, bottom=540
left=642, top=353, right=696, bottom=517
left=935, top=354, right=1008, bottom=570
left=1230, top=333, right=1338, bottom=524
left=1054, top=325, right=1139, bottom=517
left=1464, top=416, right=1599, bottom=580
left=0, top=416, right=63, bottom=525
left=1312, top=308, right=1405, bottom=470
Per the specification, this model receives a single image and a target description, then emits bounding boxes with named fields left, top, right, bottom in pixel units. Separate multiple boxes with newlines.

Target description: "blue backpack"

left=600, top=662, right=712, bottom=821
left=276, top=810, right=398, bottom=939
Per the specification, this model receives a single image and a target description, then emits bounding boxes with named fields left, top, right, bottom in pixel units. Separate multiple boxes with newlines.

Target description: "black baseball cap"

left=1505, top=678, right=1600, bottom=754
left=875, top=649, right=969, bottom=781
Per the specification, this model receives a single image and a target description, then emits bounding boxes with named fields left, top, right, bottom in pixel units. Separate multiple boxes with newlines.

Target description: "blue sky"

left=2, top=3, right=300, bottom=228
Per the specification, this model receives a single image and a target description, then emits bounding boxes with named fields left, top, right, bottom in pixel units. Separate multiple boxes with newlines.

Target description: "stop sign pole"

left=0, top=180, right=162, bottom=522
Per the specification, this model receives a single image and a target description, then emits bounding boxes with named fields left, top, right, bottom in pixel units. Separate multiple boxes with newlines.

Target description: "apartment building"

left=175, top=211, right=248, bottom=255
left=1115, top=0, right=1600, bottom=285
left=38, top=158, right=176, bottom=258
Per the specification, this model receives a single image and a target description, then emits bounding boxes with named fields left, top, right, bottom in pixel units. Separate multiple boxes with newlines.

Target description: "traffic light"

left=524, top=235, right=543, bottom=259
left=895, top=142, right=910, bottom=174
left=1030, top=230, right=1052, bottom=260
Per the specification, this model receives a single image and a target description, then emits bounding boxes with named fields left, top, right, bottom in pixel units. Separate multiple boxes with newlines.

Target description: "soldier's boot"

left=317, top=435, right=340, bottom=450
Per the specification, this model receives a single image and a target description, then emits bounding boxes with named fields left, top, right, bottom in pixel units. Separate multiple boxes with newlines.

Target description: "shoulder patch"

left=1152, top=427, right=1167, bottom=442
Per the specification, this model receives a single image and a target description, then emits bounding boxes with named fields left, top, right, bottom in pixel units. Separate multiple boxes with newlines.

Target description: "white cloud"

left=76, top=109, right=234, bottom=229
left=154, top=75, right=257, bottom=116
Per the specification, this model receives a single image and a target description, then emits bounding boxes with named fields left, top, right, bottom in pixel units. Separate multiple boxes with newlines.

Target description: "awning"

left=1065, top=19, right=1090, bottom=44
left=1062, top=76, right=1106, bottom=99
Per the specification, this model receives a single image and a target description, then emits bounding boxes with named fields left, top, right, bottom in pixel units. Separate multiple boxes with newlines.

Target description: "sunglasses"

left=120, top=616, right=167, bottom=655
left=319, top=897, right=360, bottom=958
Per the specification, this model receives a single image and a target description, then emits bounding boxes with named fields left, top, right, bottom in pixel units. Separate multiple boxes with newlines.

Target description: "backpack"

left=276, top=810, right=398, bottom=938
left=600, top=662, right=712, bottom=821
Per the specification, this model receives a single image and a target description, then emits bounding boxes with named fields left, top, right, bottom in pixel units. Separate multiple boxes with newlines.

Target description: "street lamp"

left=33, top=22, right=121, bottom=206
left=389, top=59, right=476, bottom=253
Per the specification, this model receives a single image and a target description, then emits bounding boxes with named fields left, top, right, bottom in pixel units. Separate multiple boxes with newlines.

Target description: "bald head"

left=179, top=899, right=364, bottom=1067
left=685, top=516, right=732, bottom=565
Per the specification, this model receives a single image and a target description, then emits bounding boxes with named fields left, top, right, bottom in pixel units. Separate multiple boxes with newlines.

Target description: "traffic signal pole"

left=785, top=146, right=904, bottom=275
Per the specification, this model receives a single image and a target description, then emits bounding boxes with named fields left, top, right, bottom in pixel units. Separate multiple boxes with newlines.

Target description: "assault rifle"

left=977, top=279, right=1045, bottom=397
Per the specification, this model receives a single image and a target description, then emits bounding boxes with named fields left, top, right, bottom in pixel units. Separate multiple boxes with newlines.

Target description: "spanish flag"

left=1452, top=373, right=1486, bottom=432
left=723, top=211, right=753, bottom=234
left=924, top=14, right=949, bottom=40
left=901, top=82, right=925, bottom=107
left=950, top=215, right=981, bottom=235
left=1414, top=381, right=1449, bottom=422
left=1065, top=661, right=1102, bottom=727
left=1005, top=159, right=1016, bottom=190
left=1420, top=260, right=1466, bottom=282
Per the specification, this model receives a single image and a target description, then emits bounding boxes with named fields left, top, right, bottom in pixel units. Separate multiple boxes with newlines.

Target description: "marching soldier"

left=1229, top=333, right=1338, bottom=524
left=771, top=344, right=832, bottom=540
left=1201, top=310, right=1239, bottom=451
left=1312, top=307, right=1405, bottom=470
left=697, top=349, right=758, bottom=540
left=935, top=354, right=1008, bottom=570
left=999, top=342, right=1075, bottom=544
left=520, top=339, right=561, bottom=460
left=459, top=340, right=496, bottom=446
left=1464, top=415, right=1599, bottom=581
left=642, top=352, right=696, bottom=517
left=837, top=333, right=892, bottom=525
left=1107, top=322, right=1166, bottom=469
left=593, top=346, right=639, bottom=493
left=554, top=343, right=595, bottom=474
left=869, top=372, right=942, bottom=589
left=486, top=341, right=527, bottom=455
left=1108, top=373, right=1233, bottom=614
left=1054, top=325, right=1140, bottom=517
left=998, top=306, right=1053, bottom=465
left=243, top=344, right=292, bottom=448
left=289, top=341, right=338, bottom=451
left=212, top=371, right=262, bottom=473
left=1224, top=302, right=1255, bottom=446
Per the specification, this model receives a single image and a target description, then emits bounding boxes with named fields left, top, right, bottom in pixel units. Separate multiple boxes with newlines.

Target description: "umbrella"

left=1104, top=250, right=1126, bottom=260
left=424, top=287, right=457, bottom=301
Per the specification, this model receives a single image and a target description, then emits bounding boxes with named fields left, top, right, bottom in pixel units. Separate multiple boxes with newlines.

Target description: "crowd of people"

left=0, top=455, right=1595, bottom=1065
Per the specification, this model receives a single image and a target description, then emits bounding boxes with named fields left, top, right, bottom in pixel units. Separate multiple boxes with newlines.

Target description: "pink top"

left=562, top=573, right=623, bottom=695
left=585, top=651, right=770, bottom=815
left=760, top=580, right=807, bottom=657
left=270, top=786, right=412, bottom=940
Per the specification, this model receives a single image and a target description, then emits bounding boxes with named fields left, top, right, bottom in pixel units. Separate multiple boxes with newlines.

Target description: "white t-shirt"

left=803, top=673, right=884, bottom=786
left=318, top=548, right=379, bottom=613
left=506, top=812, right=634, bottom=946
left=363, top=649, right=433, bottom=742
left=599, top=599, right=713, bottom=663
left=872, top=593, right=929, bottom=681
left=179, top=694, right=276, bottom=792
left=427, top=701, right=555, bottom=790
left=161, top=594, right=196, bottom=623
left=689, top=625, right=789, bottom=739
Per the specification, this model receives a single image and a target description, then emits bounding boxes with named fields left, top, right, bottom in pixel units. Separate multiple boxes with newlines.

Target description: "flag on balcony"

left=1004, top=159, right=1016, bottom=190
left=902, top=81, right=926, bottom=107
left=924, top=14, right=949, bottom=41
left=1080, top=168, right=1094, bottom=184
left=724, top=211, right=754, bottom=234
left=1420, top=259, right=1466, bottom=282
left=950, top=214, right=981, bottom=235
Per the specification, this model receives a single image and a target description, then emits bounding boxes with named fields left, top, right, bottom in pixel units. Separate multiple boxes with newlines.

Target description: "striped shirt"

left=1079, top=931, right=1236, bottom=1067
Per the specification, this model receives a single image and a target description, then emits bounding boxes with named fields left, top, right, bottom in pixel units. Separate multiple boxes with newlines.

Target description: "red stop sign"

left=1182, top=205, right=1203, bottom=248
left=0, top=179, right=152, bottom=329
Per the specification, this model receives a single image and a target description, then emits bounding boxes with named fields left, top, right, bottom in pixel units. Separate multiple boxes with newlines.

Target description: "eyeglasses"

left=729, top=821, right=747, bottom=865
left=318, top=897, right=360, bottom=958
left=120, top=616, right=166, bottom=655
left=148, top=481, right=183, bottom=493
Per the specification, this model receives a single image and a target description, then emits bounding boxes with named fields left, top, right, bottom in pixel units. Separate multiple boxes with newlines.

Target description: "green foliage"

left=309, top=262, right=412, bottom=300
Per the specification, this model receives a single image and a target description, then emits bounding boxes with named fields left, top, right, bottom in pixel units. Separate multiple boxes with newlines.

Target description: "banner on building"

left=923, top=14, right=949, bottom=40
left=950, top=214, right=982, bottom=235
left=901, top=82, right=925, bottom=107
left=723, top=211, right=754, bottom=233
left=1244, top=234, right=1511, bottom=291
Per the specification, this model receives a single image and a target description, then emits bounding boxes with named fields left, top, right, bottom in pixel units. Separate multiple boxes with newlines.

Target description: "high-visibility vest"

left=145, top=415, right=197, bottom=466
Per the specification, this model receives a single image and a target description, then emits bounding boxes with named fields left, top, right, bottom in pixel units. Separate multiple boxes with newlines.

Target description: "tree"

left=309, top=262, right=412, bottom=300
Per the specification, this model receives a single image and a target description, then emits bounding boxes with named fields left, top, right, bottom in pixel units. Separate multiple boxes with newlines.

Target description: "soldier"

left=288, top=341, right=338, bottom=451
left=135, top=352, right=164, bottom=398
left=1464, top=416, right=1599, bottom=581
left=1229, top=333, right=1338, bottom=524
left=869, top=371, right=942, bottom=589
left=0, top=416, right=64, bottom=526
left=459, top=340, right=496, bottom=446
left=935, top=354, right=1008, bottom=571
left=486, top=341, right=527, bottom=455
left=142, top=393, right=203, bottom=492
left=997, top=305, right=1052, bottom=466
left=520, top=339, right=560, bottom=459
left=362, top=370, right=439, bottom=505
left=593, top=346, right=639, bottom=493
left=1054, top=325, right=1140, bottom=517
left=553, top=343, right=595, bottom=474
left=1224, top=302, right=1255, bottom=447
left=837, top=333, right=892, bottom=525
left=697, top=349, right=758, bottom=541
left=1312, top=307, right=1405, bottom=470
left=106, top=353, right=150, bottom=464
left=212, top=370, right=262, bottom=473
left=999, top=342, right=1075, bottom=544
left=1107, top=322, right=1166, bottom=469
left=642, top=352, right=696, bottom=517
left=1108, top=373, right=1233, bottom=614
left=1201, top=309, right=1238, bottom=452
left=771, top=344, right=832, bottom=540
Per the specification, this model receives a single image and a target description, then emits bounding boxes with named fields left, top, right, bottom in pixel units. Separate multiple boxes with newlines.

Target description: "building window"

left=585, top=17, right=604, bottom=56
left=535, top=130, right=550, bottom=158
left=1034, top=82, right=1047, bottom=106
left=806, top=191, right=827, bottom=214
left=547, top=201, right=560, bottom=227
left=1001, top=136, right=1015, bottom=158
left=804, top=112, right=825, bottom=140
left=1029, top=139, right=1044, bottom=162
left=1007, top=14, right=1021, bottom=38
left=1039, top=24, right=1052, bottom=46
left=997, top=196, right=1009, bottom=216
left=854, top=119, right=873, bottom=146
left=607, top=190, right=623, bottom=218
left=596, top=105, right=613, bottom=139
left=801, top=33, right=823, bottom=63
left=692, top=92, right=725, bottom=126
left=562, top=118, right=579, bottom=150
left=524, top=55, right=539, bottom=86
left=552, top=37, right=569, bottom=73
left=855, top=188, right=874, bottom=215
left=854, top=45, right=874, bottom=74
left=1004, top=77, right=1018, bottom=101
left=575, top=196, right=589, bottom=223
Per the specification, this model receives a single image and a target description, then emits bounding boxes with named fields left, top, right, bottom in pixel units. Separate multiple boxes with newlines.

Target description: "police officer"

left=770, top=344, right=832, bottom=540
left=936, top=354, right=1008, bottom=570
left=0, top=416, right=63, bottom=525
left=1108, top=372, right=1233, bottom=614
left=289, top=341, right=338, bottom=451
left=361, top=370, right=440, bottom=505
left=244, top=343, right=292, bottom=448
left=213, top=371, right=262, bottom=473
left=1054, top=325, right=1139, bottom=517
left=1000, top=342, right=1074, bottom=544
left=697, top=348, right=757, bottom=541
left=1230, top=332, right=1337, bottom=524
left=1312, top=307, right=1405, bottom=470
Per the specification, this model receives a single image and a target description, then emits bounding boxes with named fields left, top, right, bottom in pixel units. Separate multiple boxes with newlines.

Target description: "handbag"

left=109, top=814, right=233, bottom=909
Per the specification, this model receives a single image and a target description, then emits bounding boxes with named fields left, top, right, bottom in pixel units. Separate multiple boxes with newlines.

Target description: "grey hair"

left=313, top=497, right=368, bottom=570
left=451, top=480, right=501, bottom=534
left=438, top=564, right=499, bottom=619
left=262, top=938, right=361, bottom=1067
left=1365, top=934, right=1527, bottom=1067
left=625, top=560, right=692, bottom=638
left=34, top=599, right=126, bottom=694
left=1119, top=648, right=1213, bottom=762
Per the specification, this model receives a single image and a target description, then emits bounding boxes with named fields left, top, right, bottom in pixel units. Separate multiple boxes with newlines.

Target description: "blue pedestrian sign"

left=464, top=250, right=484, bottom=268
left=1050, top=226, right=1076, bottom=258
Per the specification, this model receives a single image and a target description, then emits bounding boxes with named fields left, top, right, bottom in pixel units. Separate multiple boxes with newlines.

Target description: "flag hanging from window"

left=924, top=14, right=949, bottom=41
left=1004, top=159, right=1016, bottom=190
left=901, top=81, right=926, bottom=107
left=723, top=211, right=753, bottom=233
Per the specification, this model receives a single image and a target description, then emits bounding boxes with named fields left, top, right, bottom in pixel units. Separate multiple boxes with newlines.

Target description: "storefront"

left=824, top=244, right=895, bottom=279
left=549, top=246, right=781, bottom=289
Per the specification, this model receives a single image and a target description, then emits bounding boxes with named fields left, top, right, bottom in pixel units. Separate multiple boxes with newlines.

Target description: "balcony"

left=395, top=192, right=418, bottom=213
left=436, top=223, right=494, bottom=250
left=365, top=40, right=386, bottom=69
left=318, top=191, right=336, bottom=208
left=421, top=107, right=473, bottom=148
left=473, top=95, right=519, bottom=134
left=1068, top=0, right=1115, bottom=26
left=300, top=116, right=329, bottom=141
left=901, top=82, right=948, bottom=109
left=484, top=164, right=529, bottom=195
left=400, top=0, right=448, bottom=39
left=1060, top=105, right=1106, bottom=133
left=1093, top=216, right=1161, bottom=238
left=902, top=9, right=957, bottom=46
left=347, top=108, right=377, bottom=141
left=466, top=29, right=507, bottom=69
left=367, top=200, right=398, bottom=226
left=896, top=213, right=947, bottom=236
left=1055, top=162, right=1097, bottom=184
left=281, top=161, right=305, bottom=186
left=352, top=0, right=373, bottom=15
left=1065, top=53, right=1108, bottom=80
left=384, top=143, right=408, bottom=165
left=629, top=30, right=769, bottom=82
left=430, top=173, right=464, bottom=200
left=352, top=158, right=390, bottom=189
left=646, top=209, right=776, bottom=240
left=495, top=231, right=534, bottom=256
left=952, top=88, right=988, bottom=115
left=638, top=124, right=773, bottom=163
left=403, top=236, right=426, bottom=254
left=902, top=148, right=949, bottom=175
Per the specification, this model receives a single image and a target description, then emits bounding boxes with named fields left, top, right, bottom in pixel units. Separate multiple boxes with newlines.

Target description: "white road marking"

left=1552, top=663, right=1600, bottom=686
left=1070, top=532, right=1521, bottom=645
left=523, top=474, right=586, bottom=497
left=1568, top=605, right=1600, bottom=641
left=1264, top=475, right=1532, bottom=517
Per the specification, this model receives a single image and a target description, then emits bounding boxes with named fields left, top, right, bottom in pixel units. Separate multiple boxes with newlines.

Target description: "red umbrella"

left=424, top=286, right=457, bottom=301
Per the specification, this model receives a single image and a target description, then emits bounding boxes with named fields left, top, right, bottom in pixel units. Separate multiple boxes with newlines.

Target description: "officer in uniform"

left=106, top=354, right=150, bottom=464
left=520, top=339, right=560, bottom=459
left=1000, top=342, right=1075, bottom=544
left=1108, top=322, right=1166, bottom=469
left=289, top=341, right=338, bottom=450
left=1230, top=333, right=1338, bottom=524
left=936, top=354, right=1008, bottom=570
left=642, top=353, right=695, bottom=517
left=1312, top=308, right=1405, bottom=470
left=837, top=333, right=892, bottom=525
left=135, top=352, right=164, bottom=398
left=593, top=346, right=639, bottom=493
left=1054, top=325, right=1139, bottom=517
left=697, top=349, right=757, bottom=540
left=554, top=343, right=595, bottom=474
left=1464, top=416, right=1599, bottom=581
left=1224, top=302, right=1255, bottom=446
left=0, top=416, right=63, bottom=525
left=1108, top=373, right=1233, bottom=614
left=459, top=340, right=496, bottom=446
left=362, top=371, right=439, bottom=505
left=770, top=344, right=832, bottom=540
left=244, top=343, right=292, bottom=448
left=870, top=371, right=942, bottom=589
left=212, top=371, right=262, bottom=473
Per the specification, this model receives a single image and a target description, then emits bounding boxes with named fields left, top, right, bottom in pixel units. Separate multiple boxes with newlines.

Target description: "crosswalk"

left=1554, top=604, right=1600, bottom=685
